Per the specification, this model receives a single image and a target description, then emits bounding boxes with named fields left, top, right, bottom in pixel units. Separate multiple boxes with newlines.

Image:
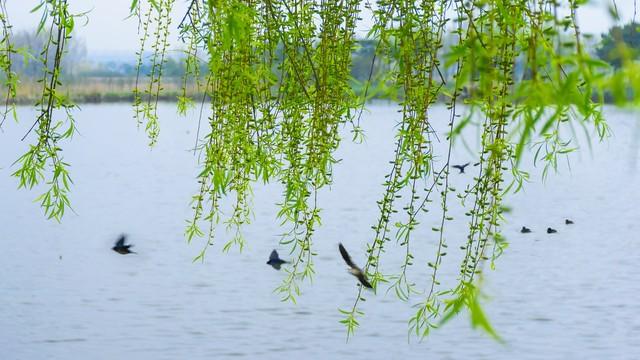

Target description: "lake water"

left=0, top=103, right=638, bottom=359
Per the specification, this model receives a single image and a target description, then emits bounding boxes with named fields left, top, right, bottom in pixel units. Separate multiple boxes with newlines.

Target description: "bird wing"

left=115, top=234, right=126, bottom=247
left=269, top=250, right=280, bottom=262
left=453, top=163, right=470, bottom=171
left=357, top=273, right=373, bottom=288
left=339, top=243, right=357, bottom=269
left=272, top=263, right=281, bottom=270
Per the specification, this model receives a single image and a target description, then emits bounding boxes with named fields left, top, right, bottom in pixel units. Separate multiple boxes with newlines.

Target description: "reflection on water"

left=0, top=104, right=639, bottom=359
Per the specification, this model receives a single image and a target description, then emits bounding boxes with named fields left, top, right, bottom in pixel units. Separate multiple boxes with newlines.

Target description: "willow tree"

left=2, top=0, right=636, bottom=339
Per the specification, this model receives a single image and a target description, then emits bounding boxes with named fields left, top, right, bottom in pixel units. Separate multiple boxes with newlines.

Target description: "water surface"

left=0, top=104, right=638, bottom=359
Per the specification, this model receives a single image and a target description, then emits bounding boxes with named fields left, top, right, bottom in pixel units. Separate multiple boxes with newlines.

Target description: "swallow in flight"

left=266, top=250, right=287, bottom=270
left=452, top=162, right=470, bottom=174
left=339, top=243, right=373, bottom=289
left=112, top=234, right=136, bottom=255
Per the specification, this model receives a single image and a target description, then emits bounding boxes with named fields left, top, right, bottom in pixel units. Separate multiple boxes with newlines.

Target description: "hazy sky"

left=4, top=0, right=638, bottom=55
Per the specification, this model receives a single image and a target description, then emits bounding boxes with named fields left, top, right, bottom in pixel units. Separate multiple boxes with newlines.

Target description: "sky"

left=3, top=0, right=638, bottom=56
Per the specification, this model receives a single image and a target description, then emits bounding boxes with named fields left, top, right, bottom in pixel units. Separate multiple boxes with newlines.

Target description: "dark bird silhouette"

left=112, top=234, right=136, bottom=255
left=452, top=162, right=470, bottom=173
left=473, top=162, right=480, bottom=167
left=338, top=243, right=373, bottom=289
left=547, top=227, right=557, bottom=234
left=565, top=219, right=574, bottom=225
left=521, top=226, right=532, bottom=233
left=266, top=250, right=287, bottom=270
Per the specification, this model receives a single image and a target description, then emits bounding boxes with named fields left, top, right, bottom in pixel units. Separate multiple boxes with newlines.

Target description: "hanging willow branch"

left=5, top=0, right=624, bottom=340
left=12, top=0, right=78, bottom=221
left=132, top=0, right=175, bottom=145
left=137, top=0, right=610, bottom=338
left=0, top=0, right=17, bottom=126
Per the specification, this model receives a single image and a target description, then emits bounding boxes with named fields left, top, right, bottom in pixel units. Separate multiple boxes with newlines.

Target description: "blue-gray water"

left=1, top=104, right=638, bottom=359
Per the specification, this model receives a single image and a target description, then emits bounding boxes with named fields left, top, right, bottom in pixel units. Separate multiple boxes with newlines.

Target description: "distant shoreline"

left=6, top=77, right=627, bottom=106
left=8, top=77, right=194, bottom=105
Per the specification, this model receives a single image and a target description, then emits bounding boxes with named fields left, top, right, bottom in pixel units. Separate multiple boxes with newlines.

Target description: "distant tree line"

left=596, top=22, right=640, bottom=69
left=8, top=29, right=87, bottom=78
left=4, top=24, right=638, bottom=86
left=4, top=29, right=385, bottom=83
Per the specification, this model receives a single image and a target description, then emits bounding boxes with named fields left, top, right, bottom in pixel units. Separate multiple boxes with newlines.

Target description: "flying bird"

left=521, top=226, right=532, bottom=233
left=338, top=243, right=373, bottom=289
left=565, top=219, right=574, bottom=225
left=547, top=227, right=557, bottom=234
left=452, top=162, right=470, bottom=174
left=266, top=250, right=287, bottom=270
left=112, top=234, right=136, bottom=255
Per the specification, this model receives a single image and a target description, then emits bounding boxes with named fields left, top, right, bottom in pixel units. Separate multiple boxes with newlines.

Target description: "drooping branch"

left=3, top=0, right=622, bottom=341
left=12, top=0, right=77, bottom=222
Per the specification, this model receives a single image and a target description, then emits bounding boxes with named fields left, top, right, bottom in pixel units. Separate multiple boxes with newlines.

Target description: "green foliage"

left=132, top=0, right=175, bottom=146
left=596, top=21, right=640, bottom=69
left=11, top=0, right=78, bottom=222
left=0, top=0, right=17, bottom=125
left=3, top=0, right=636, bottom=342
left=439, top=281, right=503, bottom=342
left=594, top=22, right=640, bottom=106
